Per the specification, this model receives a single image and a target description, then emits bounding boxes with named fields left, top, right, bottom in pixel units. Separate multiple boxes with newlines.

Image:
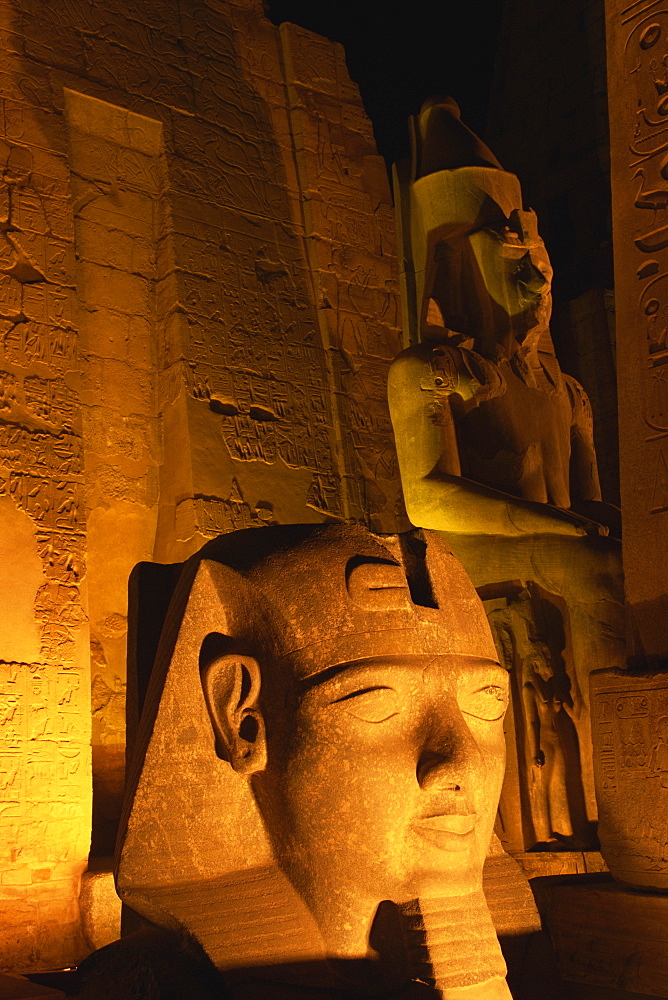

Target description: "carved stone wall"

left=606, top=0, right=668, bottom=660
left=63, top=90, right=164, bottom=856
left=0, top=36, right=90, bottom=971
left=0, top=0, right=402, bottom=970
left=281, top=24, right=403, bottom=525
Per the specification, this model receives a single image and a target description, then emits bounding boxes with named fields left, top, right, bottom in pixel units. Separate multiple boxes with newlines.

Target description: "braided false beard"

left=399, top=890, right=510, bottom=998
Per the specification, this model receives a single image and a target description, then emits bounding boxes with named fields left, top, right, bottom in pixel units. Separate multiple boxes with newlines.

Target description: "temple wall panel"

left=606, top=0, right=668, bottom=658
left=0, top=0, right=402, bottom=970
left=0, top=6, right=90, bottom=962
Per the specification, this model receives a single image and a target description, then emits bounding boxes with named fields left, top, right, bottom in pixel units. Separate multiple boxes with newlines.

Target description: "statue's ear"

left=200, top=634, right=267, bottom=775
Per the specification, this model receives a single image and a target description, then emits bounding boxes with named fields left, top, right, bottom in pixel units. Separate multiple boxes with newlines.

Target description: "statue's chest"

left=455, top=371, right=573, bottom=504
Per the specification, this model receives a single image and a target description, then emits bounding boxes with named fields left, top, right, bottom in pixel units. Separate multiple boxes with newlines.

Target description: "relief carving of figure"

left=522, top=644, right=576, bottom=845
left=388, top=97, right=619, bottom=538
left=78, top=524, right=542, bottom=999
left=486, top=585, right=590, bottom=851
left=650, top=715, right=668, bottom=789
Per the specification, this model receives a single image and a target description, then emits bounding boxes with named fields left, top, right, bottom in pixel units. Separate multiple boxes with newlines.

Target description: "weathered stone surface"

left=591, top=667, right=668, bottom=891
left=79, top=866, right=121, bottom=953
left=0, top=0, right=404, bottom=968
left=535, top=875, right=668, bottom=997
left=115, top=524, right=529, bottom=998
left=486, top=584, right=593, bottom=849
left=606, top=1, right=668, bottom=661
left=464, top=537, right=624, bottom=854
left=513, top=851, right=606, bottom=880
left=0, top=974, right=64, bottom=999
left=0, top=1, right=92, bottom=967
left=279, top=24, right=404, bottom=529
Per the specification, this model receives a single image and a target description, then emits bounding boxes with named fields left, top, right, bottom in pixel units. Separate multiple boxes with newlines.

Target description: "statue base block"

left=532, top=873, right=668, bottom=998
left=565, top=986, right=660, bottom=1000
left=0, top=974, right=65, bottom=999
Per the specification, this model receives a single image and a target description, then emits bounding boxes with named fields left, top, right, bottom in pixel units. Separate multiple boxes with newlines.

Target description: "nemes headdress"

left=194, top=522, right=498, bottom=677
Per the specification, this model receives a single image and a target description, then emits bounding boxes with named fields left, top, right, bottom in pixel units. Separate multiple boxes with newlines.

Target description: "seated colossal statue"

left=388, top=100, right=625, bottom=856
left=389, top=97, right=619, bottom=538
left=78, top=524, right=542, bottom=999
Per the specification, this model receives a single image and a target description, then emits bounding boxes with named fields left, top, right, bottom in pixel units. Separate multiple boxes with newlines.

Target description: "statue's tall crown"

left=414, top=96, right=503, bottom=179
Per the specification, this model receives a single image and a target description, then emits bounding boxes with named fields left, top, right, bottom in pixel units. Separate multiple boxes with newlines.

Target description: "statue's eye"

left=334, top=686, right=399, bottom=724
left=461, top=684, right=508, bottom=722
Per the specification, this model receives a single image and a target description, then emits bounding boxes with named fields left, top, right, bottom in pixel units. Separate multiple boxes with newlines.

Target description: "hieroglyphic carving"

left=64, top=89, right=164, bottom=858
left=0, top=8, right=91, bottom=971
left=0, top=657, right=89, bottom=964
left=607, top=2, right=668, bottom=654
left=180, top=242, right=335, bottom=471
left=0, top=162, right=84, bottom=590
left=175, top=478, right=274, bottom=541
left=279, top=23, right=404, bottom=530
left=0, top=185, right=84, bottom=561
left=591, top=668, right=668, bottom=889
left=147, top=9, right=349, bottom=533
left=0, top=0, right=405, bottom=972
left=188, top=355, right=335, bottom=473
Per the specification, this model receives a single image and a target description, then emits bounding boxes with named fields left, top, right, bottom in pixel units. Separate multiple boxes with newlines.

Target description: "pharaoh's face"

left=255, top=650, right=508, bottom=953
left=466, top=208, right=553, bottom=347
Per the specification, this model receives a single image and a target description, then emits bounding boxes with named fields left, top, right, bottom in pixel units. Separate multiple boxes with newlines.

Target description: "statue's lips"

left=413, top=813, right=477, bottom=850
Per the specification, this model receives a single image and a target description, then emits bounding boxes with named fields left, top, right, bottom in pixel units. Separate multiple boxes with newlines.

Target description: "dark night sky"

left=266, top=1, right=506, bottom=166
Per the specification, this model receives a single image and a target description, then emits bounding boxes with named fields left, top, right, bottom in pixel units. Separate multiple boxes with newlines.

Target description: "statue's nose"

left=416, top=707, right=482, bottom=792
left=525, top=253, right=552, bottom=294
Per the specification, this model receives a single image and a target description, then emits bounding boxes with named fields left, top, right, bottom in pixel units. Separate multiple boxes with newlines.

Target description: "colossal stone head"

left=117, top=524, right=512, bottom=996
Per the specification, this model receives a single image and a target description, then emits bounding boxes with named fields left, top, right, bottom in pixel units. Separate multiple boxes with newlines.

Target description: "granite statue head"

left=117, top=524, right=510, bottom=994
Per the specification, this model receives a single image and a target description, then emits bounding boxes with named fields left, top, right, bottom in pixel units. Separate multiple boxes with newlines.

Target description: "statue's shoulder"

left=77, top=926, right=227, bottom=1000
left=390, top=340, right=497, bottom=395
left=389, top=340, right=441, bottom=375
left=390, top=339, right=462, bottom=366
left=390, top=341, right=504, bottom=407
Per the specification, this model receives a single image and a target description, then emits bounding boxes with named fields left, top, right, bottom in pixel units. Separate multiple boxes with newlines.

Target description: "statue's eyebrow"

left=298, top=656, right=507, bottom=696
left=297, top=659, right=372, bottom=695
